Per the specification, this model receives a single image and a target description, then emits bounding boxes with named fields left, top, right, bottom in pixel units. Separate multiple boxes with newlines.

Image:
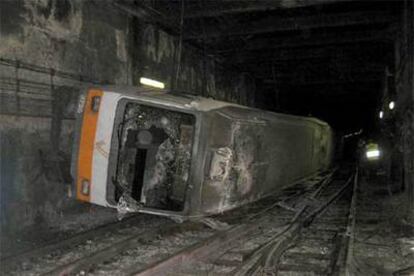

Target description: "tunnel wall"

left=0, top=0, right=255, bottom=234
left=394, top=0, right=414, bottom=223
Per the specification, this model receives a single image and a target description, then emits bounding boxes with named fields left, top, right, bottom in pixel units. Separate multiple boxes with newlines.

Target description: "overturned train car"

left=71, top=87, right=334, bottom=219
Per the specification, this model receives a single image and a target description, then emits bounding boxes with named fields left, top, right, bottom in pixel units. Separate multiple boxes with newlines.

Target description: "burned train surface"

left=71, top=87, right=334, bottom=219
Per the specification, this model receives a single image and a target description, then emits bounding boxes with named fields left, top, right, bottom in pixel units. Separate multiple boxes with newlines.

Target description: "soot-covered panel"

left=116, top=103, right=195, bottom=212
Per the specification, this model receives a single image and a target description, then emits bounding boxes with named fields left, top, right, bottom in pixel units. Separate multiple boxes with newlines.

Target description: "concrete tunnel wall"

left=394, top=0, right=414, bottom=223
left=0, top=0, right=256, bottom=234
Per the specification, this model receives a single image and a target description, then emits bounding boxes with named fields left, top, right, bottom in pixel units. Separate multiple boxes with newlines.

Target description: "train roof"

left=92, top=85, right=330, bottom=128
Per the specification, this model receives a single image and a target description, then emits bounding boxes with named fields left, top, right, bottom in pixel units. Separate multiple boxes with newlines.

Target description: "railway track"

left=1, top=214, right=205, bottom=275
left=274, top=171, right=357, bottom=276
left=2, top=169, right=351, bottom=276
left=137, top=168, right=356, bottom=276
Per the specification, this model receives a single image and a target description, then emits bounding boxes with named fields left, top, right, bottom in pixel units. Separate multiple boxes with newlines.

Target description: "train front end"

left=71, top=88, right=200, bottom=219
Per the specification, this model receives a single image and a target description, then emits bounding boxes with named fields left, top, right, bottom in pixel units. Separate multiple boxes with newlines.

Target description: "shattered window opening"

left=115, top=103, right=195, bottom=213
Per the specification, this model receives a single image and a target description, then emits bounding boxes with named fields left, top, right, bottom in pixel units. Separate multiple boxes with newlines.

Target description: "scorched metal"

left=71, top=87, right=334, bottom=220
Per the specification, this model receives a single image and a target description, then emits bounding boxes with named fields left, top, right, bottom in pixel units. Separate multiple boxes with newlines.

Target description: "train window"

left=115, top=103, right=195, bottom=212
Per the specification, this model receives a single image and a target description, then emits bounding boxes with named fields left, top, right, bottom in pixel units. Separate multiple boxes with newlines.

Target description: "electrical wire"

left=0, top=58, right=99, bottom=84
left=174, top=0, right=185, bottom=89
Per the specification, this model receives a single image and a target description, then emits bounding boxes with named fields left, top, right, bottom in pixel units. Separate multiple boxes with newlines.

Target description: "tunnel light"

left=389, top=101, right=395, bottom=110
left=379, top=111, right=384, bottom=119
left=140, top=77, right=165, bottom=89
left=366, top=150, right=380, bottom=159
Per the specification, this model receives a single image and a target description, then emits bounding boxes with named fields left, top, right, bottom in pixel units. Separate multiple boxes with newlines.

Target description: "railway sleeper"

left=41, top=221, right=207, bottom=275
left=280, top=254, right=332, bottom=267
left=277, top=263, right=328, bottom=275
left=283, top=252, right=332, bottom=261
left=174, top=260, right=236, bottom=275
left=285, top=240, right=334, bottom=255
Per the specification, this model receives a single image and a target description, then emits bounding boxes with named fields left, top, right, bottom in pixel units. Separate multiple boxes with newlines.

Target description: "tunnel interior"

left=0, top=0, right=413, bottom=274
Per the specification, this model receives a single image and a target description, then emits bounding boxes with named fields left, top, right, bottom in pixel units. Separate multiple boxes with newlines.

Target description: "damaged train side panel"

left=71, top=87, right=333, bottom=219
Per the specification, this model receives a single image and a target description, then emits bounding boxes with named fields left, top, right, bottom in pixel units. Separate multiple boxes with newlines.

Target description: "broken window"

left=115, top=103, right=195, bottom=212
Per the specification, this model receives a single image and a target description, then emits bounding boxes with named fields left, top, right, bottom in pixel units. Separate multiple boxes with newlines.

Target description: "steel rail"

left=0, top=215, right=141, bottom=272
left=233, top=171, right=355, bottom=275
left=336, top=167, right=359, bottom=276
left=129, top=170, right=335, bottom=276
left=3, top=170, right=334, bottom=276
left=42, top=221, right=202, bottom=276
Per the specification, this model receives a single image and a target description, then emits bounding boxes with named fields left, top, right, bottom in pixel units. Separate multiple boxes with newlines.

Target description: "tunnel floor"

left=0, top=203, right=121, bottom=258
left=351, top=175, right=414, bottom=275
left=1, top=167, right=413, bottom=275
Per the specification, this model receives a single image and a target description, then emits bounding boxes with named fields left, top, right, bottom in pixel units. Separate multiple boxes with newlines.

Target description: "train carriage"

left=71, top=87, right=334, bottom=220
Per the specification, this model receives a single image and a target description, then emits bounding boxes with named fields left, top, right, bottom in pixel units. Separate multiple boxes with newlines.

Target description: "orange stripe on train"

left=76, top=89, right=103, bottom=202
